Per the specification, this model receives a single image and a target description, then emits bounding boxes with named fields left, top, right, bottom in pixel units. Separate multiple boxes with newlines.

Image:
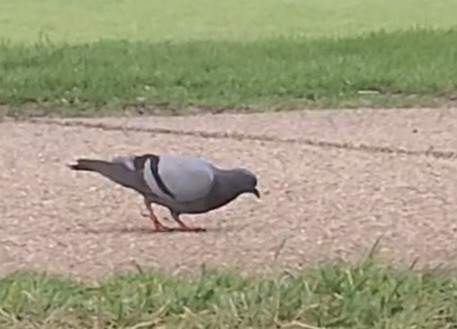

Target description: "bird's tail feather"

left=68, top=159, right=110, bottom=172
left=68, top=159, right=146, bottom=193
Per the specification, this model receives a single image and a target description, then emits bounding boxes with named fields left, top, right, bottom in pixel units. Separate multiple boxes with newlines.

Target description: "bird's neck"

left=208, top=170, right=246, bottom=209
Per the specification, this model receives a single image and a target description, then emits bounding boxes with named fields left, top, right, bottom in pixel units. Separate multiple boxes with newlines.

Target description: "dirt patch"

left=1, top=108, right=457, bottom=281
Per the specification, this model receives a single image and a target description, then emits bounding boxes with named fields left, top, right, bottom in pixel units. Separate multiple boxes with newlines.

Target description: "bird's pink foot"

left=177, top=226, right=207, bottom=233
left=144, top=203, right=173, bottom=233
left=171, top=215, right=206, bottom=232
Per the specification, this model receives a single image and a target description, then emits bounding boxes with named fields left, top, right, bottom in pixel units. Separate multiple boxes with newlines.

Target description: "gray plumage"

left=68, top=153, right=259, bottom=231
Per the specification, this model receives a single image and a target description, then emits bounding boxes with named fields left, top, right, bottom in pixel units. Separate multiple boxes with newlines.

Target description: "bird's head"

left=233, top=168, right=260, bottom=198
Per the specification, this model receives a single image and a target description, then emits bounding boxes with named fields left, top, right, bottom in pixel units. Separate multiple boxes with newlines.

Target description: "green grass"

left=1, top=0, right=456, bottom=44
left=1, top=260, right=457, bottom=328
left=1, top=0, right=456, bottom=114
left=1, top=29, right=456, bottom=116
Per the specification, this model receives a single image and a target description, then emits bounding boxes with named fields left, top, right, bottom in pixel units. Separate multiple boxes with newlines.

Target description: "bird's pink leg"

left=145, top=202, right=172, bottom=232
left=171, top=213, right=206, bottom=232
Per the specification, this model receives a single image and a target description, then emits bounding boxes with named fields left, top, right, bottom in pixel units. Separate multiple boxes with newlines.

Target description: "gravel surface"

left=1, top=107, right=457, bottom=281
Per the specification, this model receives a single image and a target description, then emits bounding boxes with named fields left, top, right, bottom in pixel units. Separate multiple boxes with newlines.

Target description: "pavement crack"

left=22, top=117, right=457, bottom=160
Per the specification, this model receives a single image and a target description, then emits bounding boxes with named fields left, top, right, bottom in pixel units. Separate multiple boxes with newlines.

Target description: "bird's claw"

left=151, top=226, right=207, bottom=233
left=179, top=226, right=207, bottom=233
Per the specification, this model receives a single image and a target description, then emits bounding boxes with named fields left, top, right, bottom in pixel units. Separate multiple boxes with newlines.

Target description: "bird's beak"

left=252, top=188, right=260, bottom=198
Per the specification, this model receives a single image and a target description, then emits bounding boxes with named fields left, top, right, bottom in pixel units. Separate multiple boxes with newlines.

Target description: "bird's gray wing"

left=144, top=155, right=215, bottom=202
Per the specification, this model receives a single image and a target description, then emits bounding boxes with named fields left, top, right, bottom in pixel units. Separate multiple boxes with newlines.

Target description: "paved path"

left=1, top=107, right=457, bottom=280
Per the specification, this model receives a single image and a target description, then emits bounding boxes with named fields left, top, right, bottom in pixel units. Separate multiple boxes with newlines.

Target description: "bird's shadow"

left=78, top=225, right=235, bottom=236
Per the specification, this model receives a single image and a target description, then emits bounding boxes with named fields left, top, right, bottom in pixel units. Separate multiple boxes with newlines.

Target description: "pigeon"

left=68, top=153, right=260, bottom=232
